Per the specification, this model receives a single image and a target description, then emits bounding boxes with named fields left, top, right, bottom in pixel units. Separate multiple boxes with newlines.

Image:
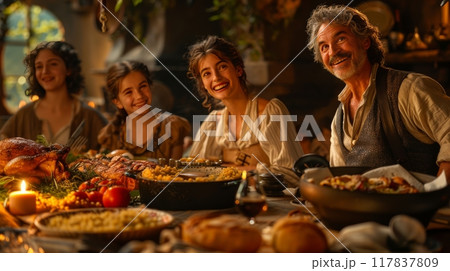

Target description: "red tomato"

left=98, top=186, right=108, bottom=195
left=102, top=186, right=130, bottom=208
left=90, top=177, right=102, bottom=185
left=87, top=191, right=103, bottom=204
left=73, top=191, right=88, bottom=200
left=78, top=181, right=94, bottom=192
left=114, top=178, right=124, bottom=186
left=98, top=180, right=112, bottom=187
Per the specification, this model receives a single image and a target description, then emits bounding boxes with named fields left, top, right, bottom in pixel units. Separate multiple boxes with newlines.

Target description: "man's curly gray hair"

left=306, top=5, right=384, bottom=65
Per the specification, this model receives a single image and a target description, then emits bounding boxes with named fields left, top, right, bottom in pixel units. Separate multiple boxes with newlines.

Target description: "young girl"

left=187, top=36, right=303, bottom=186
left=0, top=41, right=107, bottom=151
left=98, top=61, right=191, bottom=159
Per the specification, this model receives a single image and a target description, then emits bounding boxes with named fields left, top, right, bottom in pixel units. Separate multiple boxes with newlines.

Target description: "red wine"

left=236, top=197, right=267, bottom=218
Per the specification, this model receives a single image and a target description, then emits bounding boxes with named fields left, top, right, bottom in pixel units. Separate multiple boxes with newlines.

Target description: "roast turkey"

left=0, top=137, right=70, bottom=182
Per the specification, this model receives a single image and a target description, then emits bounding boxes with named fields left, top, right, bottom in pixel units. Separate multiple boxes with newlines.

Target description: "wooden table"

left=2, top=194, right=449, bottom=253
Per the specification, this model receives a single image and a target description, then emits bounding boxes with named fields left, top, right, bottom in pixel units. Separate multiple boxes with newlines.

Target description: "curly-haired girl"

left=0, top=41, right=107, bottom=151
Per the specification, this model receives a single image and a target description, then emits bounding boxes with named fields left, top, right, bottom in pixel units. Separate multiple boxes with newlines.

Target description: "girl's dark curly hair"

left=105, top=60, right=153, bottom=128
left=24, top=41, right=85, bottom=98
left=186, top=35, right=247, bottom=111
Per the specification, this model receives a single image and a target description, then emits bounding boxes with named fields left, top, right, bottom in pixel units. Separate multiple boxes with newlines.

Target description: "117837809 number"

left=372, top=257, right=438, bottom=268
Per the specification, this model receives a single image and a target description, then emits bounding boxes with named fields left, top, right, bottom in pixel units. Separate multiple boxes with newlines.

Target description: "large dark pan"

left=299, top=167, right=450, bottom=230
left=129, top=167, right=241, bottom=211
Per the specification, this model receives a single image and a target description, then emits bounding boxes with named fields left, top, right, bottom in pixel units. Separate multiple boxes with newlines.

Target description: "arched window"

left=3, top=2, right=64, bottom=113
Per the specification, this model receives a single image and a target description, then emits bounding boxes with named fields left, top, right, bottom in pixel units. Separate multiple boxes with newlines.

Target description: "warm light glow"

left=30, top=95, right=39, bottom=101
left=18, top=100, right=26, bottom=108
left=242, top=170, right=247, bottom=180
left=443, top=2, right=449, bottom=27
left=20, top=180, right=27, bottom=192
left=87, top=101, right=96, bottom=108
left=17, top=76, right=26, bottom=85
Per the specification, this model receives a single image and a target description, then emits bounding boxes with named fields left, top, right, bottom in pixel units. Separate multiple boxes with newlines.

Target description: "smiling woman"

left=0, top=41, right=107, bottom=151
left=187, top=36, right=304, bottom=187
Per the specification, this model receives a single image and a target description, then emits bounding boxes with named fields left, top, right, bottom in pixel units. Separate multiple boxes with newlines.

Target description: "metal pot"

left=299, top=167, right=450, bottom=229
left=128, top=167, right=241, bottom=210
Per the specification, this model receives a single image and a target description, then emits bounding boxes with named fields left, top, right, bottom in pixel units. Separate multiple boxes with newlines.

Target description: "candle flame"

left=20, top=180, right=27, bottom=192
left=242, top=170, right=247, bottom=180
left=87, top=101, right=96, bottom=108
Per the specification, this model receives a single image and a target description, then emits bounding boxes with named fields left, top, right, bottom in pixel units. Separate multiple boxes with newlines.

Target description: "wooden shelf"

left=386, top=49, right=450, bottom=64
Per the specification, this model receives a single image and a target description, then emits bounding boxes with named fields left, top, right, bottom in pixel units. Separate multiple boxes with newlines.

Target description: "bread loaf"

left=272, top=216, right=327, bottom=252
left=182, top=212, right=262, bottom=252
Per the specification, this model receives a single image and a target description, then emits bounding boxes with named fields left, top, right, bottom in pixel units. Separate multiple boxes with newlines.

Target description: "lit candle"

left=9, top=181, right=36, bottom=216
left=242, top=170, right=254, bottom=186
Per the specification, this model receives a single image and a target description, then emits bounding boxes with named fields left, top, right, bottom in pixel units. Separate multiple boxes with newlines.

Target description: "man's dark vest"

left=336, top=67, right=439, bottom=175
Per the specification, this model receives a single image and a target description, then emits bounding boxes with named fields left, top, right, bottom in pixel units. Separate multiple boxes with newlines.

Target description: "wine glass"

left=235, top=171, right=268, bottom=225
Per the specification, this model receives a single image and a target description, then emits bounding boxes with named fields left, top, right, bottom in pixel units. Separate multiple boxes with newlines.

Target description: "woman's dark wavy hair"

left=306, top=5, right=385, bottom=65
left=105, top=60, right=153, bottom=127
left=24, top=41, right=84, bottom=98
left=186, top=35, right=247, bottom=111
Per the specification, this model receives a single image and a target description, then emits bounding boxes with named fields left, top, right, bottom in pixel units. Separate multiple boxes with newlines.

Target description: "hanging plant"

left=209, top=0, right=301, bottom=61
left=209, top=0, right=264, bottom=61
left=112, top=0, right=174, bottom=42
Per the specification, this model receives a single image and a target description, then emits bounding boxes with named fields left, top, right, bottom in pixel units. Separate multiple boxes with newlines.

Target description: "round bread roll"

left=182, top=212, right=262, bottom=252
left=181, top=212, right=221, bottom=244
left=272, top=216, right=328, bottom=253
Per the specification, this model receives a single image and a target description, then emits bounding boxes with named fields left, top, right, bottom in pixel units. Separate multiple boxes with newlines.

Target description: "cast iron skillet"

left=126, top=169, right=241, bottom=211
left=299, top=166, right=450, bottom=230
left=292, top=153, right=330, bottom=177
